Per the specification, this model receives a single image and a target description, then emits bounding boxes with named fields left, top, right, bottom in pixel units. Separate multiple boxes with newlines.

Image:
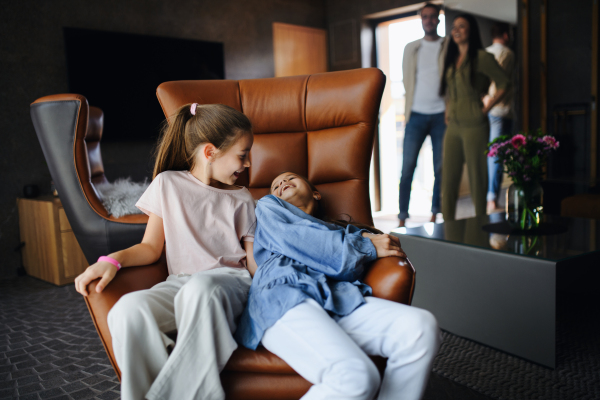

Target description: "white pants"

left=107, top=267, right=252, bottom=400
left=261, top=297, right=441, bottom=400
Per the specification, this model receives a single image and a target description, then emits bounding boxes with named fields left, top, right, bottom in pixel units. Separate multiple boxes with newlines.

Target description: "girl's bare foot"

left=487, top=200, right=498, bottom=214
left=398, top=219, right=406, bottom=227
left=430, top=214, right=437, bottom=223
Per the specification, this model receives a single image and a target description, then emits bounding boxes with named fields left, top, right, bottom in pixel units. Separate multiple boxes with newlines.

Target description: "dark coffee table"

left=391, top=213, right=600, bottom=368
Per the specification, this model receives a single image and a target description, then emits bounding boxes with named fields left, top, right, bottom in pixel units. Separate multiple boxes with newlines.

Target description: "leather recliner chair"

left=31, top=68, right=416, bottom=400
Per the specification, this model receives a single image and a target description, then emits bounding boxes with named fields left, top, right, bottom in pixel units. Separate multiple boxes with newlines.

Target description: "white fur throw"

left=95, top=178, right=150, bottom=218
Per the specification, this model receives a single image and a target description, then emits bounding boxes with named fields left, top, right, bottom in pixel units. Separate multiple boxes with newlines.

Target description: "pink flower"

left=542, top=135, right=556, bottom=147
left=511, top=134, right=526, bottom=149
left=488, top=144, right=499, bottom=157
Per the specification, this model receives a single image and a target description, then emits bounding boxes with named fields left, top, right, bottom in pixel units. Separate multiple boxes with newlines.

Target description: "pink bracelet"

left=98, top=256, right=122, bottom=271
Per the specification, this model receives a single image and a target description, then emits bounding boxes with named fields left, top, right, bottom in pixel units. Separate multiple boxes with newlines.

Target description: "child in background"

left=75, top=103, right=256, bottom=400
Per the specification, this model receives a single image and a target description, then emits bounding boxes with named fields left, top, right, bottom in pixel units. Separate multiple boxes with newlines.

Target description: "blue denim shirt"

left=235, top=195, right=376, bottom=350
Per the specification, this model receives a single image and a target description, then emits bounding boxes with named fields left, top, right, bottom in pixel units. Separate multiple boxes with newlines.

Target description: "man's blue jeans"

left=487, top=115, right=513, bottom=202
left=398, top=111, right=446, bottom=220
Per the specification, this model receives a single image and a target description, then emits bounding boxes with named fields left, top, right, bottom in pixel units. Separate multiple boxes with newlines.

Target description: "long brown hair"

left=276, top=172, right=382, bottom=235
left=153, top=104, right=252, bottom=178
left=439, top=13, right=484, bottom=96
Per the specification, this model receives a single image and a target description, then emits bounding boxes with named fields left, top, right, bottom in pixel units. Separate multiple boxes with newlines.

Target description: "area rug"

left=431, top=292, right=600, bottom=400
left=2, top=277, right=598, bottom=400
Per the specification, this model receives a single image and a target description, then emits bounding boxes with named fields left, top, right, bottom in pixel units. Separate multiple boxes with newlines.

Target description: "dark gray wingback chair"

left=30, top=94, right=148, bottom=264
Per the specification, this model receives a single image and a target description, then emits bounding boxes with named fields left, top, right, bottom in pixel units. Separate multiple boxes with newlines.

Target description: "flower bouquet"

left=487, top=129, right=560, bottom=230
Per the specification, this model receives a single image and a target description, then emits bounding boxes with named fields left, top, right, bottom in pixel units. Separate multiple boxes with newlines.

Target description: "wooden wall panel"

left=273, top=22, right=328, bottom=77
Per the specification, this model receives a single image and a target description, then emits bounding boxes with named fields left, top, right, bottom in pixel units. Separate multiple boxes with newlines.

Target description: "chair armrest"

left=363, top=257, right=415, bottom=305
left=83, top=255, right=169, bottom=379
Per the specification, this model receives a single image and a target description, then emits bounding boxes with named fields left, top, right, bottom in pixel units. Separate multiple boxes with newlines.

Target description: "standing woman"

left=440, top=13, right=510, bottom=220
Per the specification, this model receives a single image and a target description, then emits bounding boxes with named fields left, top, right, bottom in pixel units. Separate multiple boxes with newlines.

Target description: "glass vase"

left=505, top=182, right=543, bottom=230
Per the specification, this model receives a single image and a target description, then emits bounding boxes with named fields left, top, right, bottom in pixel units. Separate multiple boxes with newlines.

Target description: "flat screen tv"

left=64, top=27, right=224, bottom=142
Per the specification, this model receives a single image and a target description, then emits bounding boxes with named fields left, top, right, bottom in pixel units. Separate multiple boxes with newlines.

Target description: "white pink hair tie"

left=190, top=103, right=198, bottom=115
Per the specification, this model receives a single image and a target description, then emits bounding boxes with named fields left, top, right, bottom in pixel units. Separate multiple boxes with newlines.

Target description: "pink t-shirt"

left=136, top=171, right=256, bottom=276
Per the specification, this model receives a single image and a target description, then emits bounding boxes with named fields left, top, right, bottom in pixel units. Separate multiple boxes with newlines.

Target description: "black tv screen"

left=64, top=27, right=224, bottom=142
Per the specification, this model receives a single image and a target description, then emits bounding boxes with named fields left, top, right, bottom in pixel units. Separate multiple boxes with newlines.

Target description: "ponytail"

left=153, top=105, right=194, bottom=178
left=153, top=103, right=252, bottom=179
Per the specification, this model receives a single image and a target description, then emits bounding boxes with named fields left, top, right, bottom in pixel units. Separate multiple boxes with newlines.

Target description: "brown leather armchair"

left=34, top=68, right=416, bottom=400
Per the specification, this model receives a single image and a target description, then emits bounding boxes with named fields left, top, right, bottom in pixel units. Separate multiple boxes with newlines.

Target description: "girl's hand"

left=362, top=232, right=407, bottom=259
left=74, top=261, right=118, bottom=296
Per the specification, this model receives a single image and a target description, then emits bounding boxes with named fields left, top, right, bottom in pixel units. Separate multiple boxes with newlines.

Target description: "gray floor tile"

left=58, top=365, right=81, bottom=374
left=0, top=388, right=16, bottom=399
left=38, top=387, right=65, bottom=399
left=61, top=381, right=86, bottom=393
left=18, top=393, right=41, bottom=400
left=62, top=372, right=88, bottom=382
left=12, top=368, right=35, bottom=379
left=69, top=387, right=97, bottom=399
left=96, top=391, right=120, bottom=400
left=81, top=375, right=106, bottom=386
left=0, top=365, right=13, bottom=374
left=17, top=375, right=40, bottom=386
left=33, top=364, right=55, bottom=373
left=17, top=382, right=43, bottom=395
left=10, top=354, right=33, bottom=364
left=0, top=381, right=14, bottom=390
left=39, top=377, right=67, bottom=390
left=82, top=365, right=105, bottom=374
left=16, top=360, right=39, bottom=369
left=50, top=358, right=76, bottom=368
left=92, top=381, right=117, bottom=392
left=39, top=370, right=66, bottom=381
left=5, top=349, right=25, bottom=358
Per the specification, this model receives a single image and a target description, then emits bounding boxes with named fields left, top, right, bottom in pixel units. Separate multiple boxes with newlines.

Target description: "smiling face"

left=451, top=17, right=470, bottom=45
left=210, top=131, right=253, bottom=185
left=270, top=172, right=321, bottom=214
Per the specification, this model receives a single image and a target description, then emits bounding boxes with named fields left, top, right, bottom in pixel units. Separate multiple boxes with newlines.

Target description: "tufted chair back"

left=156, top=68, right=385, bottom=224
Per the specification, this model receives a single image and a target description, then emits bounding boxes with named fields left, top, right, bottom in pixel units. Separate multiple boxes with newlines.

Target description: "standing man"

left=399, top=2, right=448, bottom=227
left=485, top=22, right=515, bottom=213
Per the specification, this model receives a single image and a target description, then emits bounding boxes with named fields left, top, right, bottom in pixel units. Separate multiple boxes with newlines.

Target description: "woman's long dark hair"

left=439, top=13, right=483, bottom=96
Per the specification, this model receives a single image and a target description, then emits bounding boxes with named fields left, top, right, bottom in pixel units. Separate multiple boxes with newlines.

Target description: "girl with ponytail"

left=75, top=103, right=256, bottom=400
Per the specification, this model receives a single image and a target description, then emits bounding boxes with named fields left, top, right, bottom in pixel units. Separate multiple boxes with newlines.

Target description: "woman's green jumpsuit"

left=442, top=49, right=510, bottom=220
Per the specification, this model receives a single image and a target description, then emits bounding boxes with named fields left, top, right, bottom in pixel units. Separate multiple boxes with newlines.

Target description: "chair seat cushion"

left=225, top=346, right=386, bottom=375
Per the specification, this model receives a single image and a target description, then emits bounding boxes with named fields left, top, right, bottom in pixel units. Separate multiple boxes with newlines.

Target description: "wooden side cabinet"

left=17, top=196, right=88, bottom=285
